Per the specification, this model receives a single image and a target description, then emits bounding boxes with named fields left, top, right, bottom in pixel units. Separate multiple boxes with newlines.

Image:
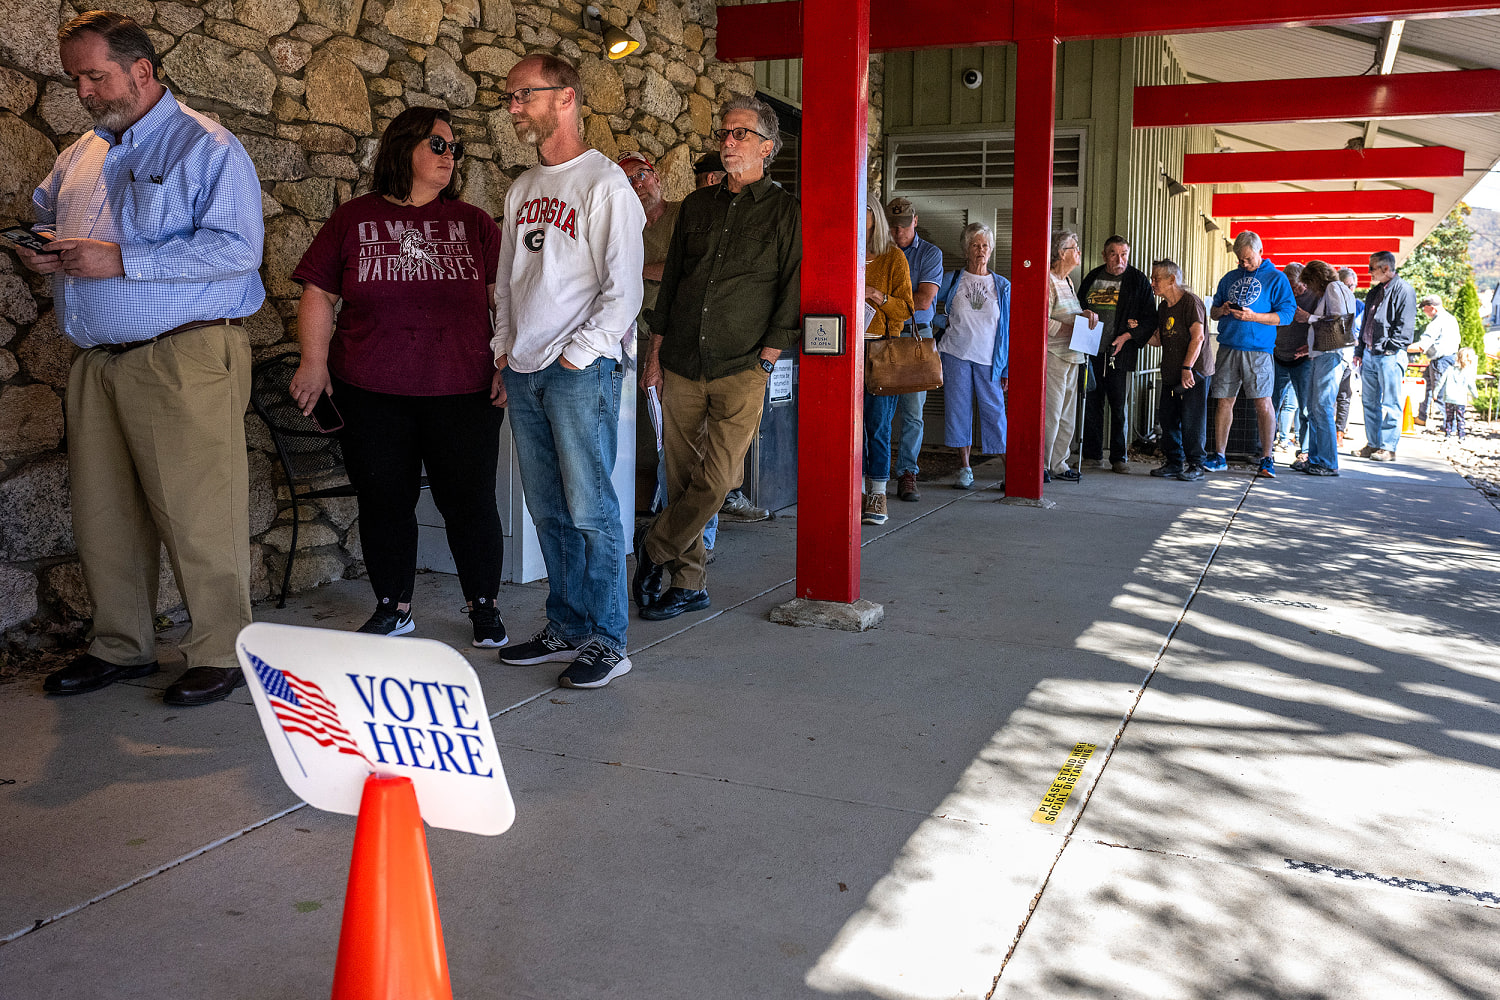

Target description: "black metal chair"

left=249, top=353, right=357, bottom=608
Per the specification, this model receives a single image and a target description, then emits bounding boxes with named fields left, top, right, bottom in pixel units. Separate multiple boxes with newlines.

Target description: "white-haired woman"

left=933, top=222, right=1011, bottom=489
left=1045, top=230, right=1097, bottom=482
left=860, top=198, right=914, bottom=525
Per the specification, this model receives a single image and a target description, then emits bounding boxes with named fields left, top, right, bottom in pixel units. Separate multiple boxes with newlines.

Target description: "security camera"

left=961, top=68, right=982, bottom=90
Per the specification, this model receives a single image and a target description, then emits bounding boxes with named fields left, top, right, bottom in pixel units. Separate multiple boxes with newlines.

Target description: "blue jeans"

left=1361, top=352, right=1404, bottom=452
left=1159, top=373, right=1210, bottom=468
left=1420, top=353, right=1455, bottom=422
left=863, top=392, right=899, bottom=480
left=503, top=358, right=628, bottom=651
left=1272, top=359, right=1310, bottom=453
left=894, top=390, right=926, bottom=476
left=1306, top=352, right=1342, bottom=471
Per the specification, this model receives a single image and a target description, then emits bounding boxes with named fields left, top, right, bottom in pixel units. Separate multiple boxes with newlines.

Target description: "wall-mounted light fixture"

left=1223, top=238, right=1235, bottom=253
left=1161, top=171, right=1188, bottom=197
left=584, top=5, right=640, bottom=60
left=1200, top=212, right=1220, bottom=233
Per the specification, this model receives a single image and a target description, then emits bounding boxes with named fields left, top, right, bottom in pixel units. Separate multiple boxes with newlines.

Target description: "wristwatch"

left=760, top=358, right=776, bottom=375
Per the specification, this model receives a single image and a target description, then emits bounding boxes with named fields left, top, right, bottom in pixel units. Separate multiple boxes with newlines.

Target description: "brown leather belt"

left=97, top=317, right=244, bottom=355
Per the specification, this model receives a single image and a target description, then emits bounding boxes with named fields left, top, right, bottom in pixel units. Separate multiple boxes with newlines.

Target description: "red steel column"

left=1007, top=4, right=1057, bottom=500
left=796, top=0, right=869, bottom=601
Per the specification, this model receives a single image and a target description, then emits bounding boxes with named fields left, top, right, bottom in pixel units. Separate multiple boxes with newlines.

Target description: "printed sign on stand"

left=236, top=622, right=515, bottom=836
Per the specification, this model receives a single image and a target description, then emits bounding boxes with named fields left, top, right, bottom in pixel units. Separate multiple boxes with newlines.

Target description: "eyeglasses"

left=499, top=86, right=564, bottom=105
left=713, top=127, right=769, bottom=143
left=625, top=168, right=654, bottom=183
left=426, top=135, right=464, bottom=159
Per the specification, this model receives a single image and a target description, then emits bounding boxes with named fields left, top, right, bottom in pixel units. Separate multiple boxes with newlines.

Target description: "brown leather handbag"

left=1312, top=313, right=1356, bottom=352
left=865, top=334, right=943, bottom=396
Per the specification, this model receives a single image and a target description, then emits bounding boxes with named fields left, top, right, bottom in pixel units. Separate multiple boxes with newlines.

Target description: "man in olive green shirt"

left=635, top=95, right=802, bottom=621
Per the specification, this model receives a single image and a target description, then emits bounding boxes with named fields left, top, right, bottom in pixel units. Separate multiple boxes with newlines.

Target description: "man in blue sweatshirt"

left=1205, top=231, right=1297, bottom=477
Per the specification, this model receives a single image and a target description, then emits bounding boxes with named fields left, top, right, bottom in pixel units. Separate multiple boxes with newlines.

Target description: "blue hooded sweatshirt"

left=1211, top=258, right=1296, bottom=353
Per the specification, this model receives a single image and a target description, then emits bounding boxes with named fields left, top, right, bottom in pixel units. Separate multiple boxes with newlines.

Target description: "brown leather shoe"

left=163, top=666, right=244, bottom=706
left=43, top=653, right=159, bottom=695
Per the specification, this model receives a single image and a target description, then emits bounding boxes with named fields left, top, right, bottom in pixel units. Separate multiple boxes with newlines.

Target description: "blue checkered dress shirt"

left=32, top=89, right=265, bottom=348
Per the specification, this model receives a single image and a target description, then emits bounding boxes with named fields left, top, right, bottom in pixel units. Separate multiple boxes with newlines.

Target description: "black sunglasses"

left=712, top=127, right=769, bottom=142
left=426, top=135, right=464, bottom=159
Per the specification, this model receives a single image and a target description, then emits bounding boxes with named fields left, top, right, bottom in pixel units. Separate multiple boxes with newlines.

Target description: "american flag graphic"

left=246, top=652, right=371, bottom=764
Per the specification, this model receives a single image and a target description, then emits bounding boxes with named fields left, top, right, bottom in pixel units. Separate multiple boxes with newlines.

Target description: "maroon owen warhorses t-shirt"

left=293, top=193, right=501, bottom=396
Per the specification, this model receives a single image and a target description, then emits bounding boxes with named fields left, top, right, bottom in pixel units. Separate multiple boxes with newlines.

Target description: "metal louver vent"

left=890, top=133, right=1083, bottom=191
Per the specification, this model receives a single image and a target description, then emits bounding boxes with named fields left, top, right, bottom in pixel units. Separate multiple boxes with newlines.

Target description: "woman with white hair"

left=933, top=222, right=1011, bottom=489
left=1044, top=230, right=1098, bottom=482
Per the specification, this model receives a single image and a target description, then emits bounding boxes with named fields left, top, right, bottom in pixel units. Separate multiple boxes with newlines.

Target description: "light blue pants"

left=1360, top=352, right=1405, bottom=452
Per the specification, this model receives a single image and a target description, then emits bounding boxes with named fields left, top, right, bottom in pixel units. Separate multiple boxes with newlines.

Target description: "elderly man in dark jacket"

left=1078, top=235, right=1158, bottom=473
left=1355, top=250, right=1416, bottom=462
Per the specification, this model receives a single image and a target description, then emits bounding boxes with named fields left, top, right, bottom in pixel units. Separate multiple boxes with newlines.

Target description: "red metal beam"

left=1184, top=147, right=1464, bottom=183
left=794, top=0, right=868, bottom=602
left=1136, top=70, right=1500, bottom=128
left=1230, top=218, right=1416, bottom=238
left=1006, top=4, right=1058, bottom=502
left=1261, top=238, right=1402, bottom=254
left=715, top=2, right=1500, bottom=60
left=1214, top=189, right=1435, bottom=217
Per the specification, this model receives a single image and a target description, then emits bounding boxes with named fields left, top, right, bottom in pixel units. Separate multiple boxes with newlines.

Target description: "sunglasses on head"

left=427, top=135, right=464, bottom=159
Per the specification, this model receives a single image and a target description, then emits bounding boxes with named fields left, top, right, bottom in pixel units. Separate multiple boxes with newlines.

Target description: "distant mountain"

left=1469, top=205, right=1500, bottom=292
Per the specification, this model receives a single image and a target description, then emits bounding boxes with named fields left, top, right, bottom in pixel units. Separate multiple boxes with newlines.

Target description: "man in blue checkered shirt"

left=15, top=11, right=265, bottom=707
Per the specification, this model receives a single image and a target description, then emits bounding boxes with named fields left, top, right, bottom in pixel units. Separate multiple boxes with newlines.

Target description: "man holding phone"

left=1204, top=231, right=1296, bottom=478
left=14, top=11, right=265, bottom=706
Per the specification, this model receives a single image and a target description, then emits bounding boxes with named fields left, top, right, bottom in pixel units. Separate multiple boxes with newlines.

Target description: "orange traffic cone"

left=331, top=774, right=453, bottom=1000
left=1401, top=392, right=1416, bottom=435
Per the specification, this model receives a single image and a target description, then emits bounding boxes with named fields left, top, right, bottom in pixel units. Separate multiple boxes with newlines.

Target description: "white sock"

left=871, top=479, right=888, bottom=496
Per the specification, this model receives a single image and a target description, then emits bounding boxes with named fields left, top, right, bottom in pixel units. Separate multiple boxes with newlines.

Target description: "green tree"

left=1404, top=204, right=1475, bottom=307
left=1452, top=278, right=1491, bottom=376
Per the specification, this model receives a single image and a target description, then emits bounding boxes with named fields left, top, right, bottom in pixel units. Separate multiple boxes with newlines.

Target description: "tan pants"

left=644, top=365, right=768, bottom=591
left=1044, top=350, right=1081, bottom=473
left=66, top=324, right=253, bottom=670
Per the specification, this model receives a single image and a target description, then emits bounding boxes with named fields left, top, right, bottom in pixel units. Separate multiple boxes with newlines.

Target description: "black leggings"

left=333, top=377, right=504, bottom=605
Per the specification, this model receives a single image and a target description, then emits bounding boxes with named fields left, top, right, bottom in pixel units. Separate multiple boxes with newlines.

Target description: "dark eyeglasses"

left=713, top=127, right=769, bottom=143
left=499, top=86, right=564, bottom=105
left=427, top=135, right=464, bottom=159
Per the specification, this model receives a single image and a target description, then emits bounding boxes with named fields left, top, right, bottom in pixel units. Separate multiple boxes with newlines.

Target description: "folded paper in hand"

left=1069, top=315, right=1101, bottom=356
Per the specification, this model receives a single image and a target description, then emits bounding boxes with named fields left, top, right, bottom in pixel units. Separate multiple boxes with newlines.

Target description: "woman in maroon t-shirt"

left=289, top=107, right=507, bottom=648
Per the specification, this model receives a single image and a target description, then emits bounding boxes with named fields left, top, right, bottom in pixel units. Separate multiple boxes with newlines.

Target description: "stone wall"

left=0, top=0, right=756, bottom=656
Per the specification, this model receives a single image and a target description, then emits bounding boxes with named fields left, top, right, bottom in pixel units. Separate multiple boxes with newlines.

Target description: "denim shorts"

left=1210, top=346, right=1273, bottom=400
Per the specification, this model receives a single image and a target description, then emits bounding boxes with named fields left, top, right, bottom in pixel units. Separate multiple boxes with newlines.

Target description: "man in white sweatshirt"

left=490, top=53, right=645, bottom=689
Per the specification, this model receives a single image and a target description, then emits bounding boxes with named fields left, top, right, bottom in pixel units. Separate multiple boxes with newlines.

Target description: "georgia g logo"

left=523, top=228, right=545, bottom=253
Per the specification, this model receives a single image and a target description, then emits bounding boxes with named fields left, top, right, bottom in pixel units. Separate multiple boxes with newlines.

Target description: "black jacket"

left=1077, top=264, right=1157, bottom=372
left=1356, top=274, right=1416, bottom=358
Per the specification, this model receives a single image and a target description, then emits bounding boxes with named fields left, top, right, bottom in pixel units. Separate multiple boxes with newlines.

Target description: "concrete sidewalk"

left=3, top=436, right=1498, bottom=999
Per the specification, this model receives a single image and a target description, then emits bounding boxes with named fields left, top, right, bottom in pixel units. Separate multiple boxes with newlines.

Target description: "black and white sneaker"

left=558, top=638, right=632, bottom=689
left=468, top=600, right=508, bottom=649
left=357, top=604, right=414, bottom=636
left=499, top=626, right=581, bottom=665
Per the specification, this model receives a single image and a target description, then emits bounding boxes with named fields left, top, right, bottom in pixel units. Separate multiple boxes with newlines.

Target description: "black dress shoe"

left=632, top=544, right=666, bottom=609
left=639, top=588, right=710, bottom=621
left=43, top=653, right=159, bottom=695
left=163, top=666, right=244, bottom=706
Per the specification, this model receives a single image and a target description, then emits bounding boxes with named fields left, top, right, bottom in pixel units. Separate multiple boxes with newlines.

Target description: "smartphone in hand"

left=310, top=392, right=343, bottom=433
left=2, top=227, right=58, bottom=253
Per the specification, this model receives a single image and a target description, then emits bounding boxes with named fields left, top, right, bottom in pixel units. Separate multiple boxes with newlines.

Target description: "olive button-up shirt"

left=647, top=173, right=802, bottom=381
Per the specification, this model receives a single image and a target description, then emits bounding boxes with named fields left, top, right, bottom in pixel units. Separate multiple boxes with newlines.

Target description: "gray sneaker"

left=719, top=490, right=770, bottom=521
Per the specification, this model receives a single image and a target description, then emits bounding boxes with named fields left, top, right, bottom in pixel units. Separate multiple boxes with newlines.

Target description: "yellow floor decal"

left=1031, top=742, right=1097, bottom=824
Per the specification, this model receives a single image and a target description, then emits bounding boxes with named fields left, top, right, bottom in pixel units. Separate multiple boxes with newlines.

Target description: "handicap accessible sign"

left=236, top=622, right=515, bottom=836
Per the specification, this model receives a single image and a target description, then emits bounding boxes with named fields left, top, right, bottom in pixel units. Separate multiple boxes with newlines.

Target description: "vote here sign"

left=236, top=622, right=516, bottom=836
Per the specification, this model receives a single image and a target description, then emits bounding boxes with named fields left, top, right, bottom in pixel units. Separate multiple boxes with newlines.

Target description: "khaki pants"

left=1044, top=350, right=1081, bottom=473
left=66, top=324, right=252, bottom=670
left=644, top=365, right=768, bottom=591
